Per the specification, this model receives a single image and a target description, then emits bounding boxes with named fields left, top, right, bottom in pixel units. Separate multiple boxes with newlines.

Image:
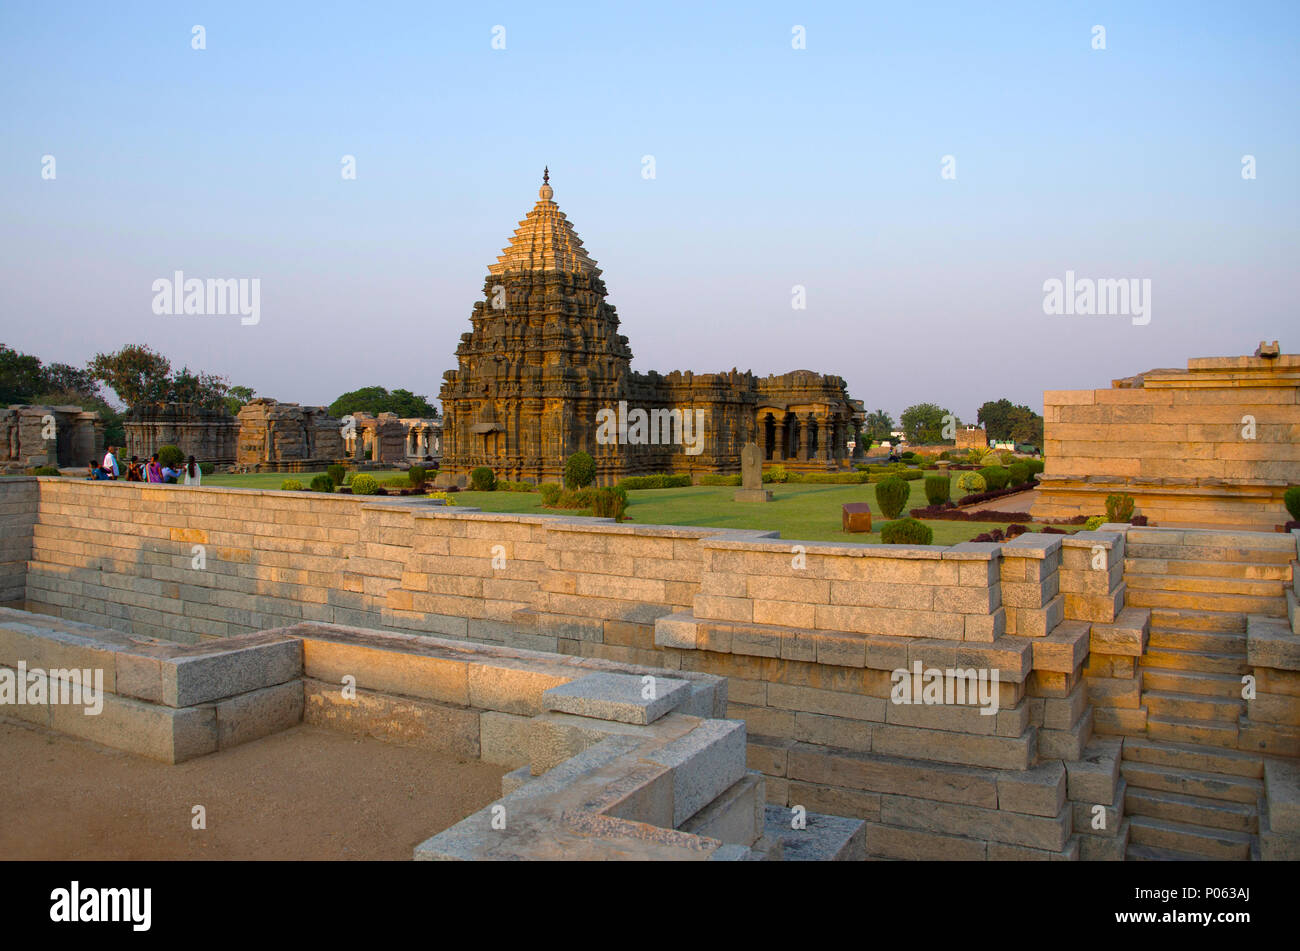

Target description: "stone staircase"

left=1117, top=530, right=1295, bottom=860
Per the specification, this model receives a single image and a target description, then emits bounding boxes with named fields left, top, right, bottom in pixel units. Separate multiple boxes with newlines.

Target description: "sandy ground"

left=0, top=718, right=505, bottom=860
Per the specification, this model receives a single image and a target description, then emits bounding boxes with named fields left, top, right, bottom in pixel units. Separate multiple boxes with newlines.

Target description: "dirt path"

left=0, top=719, right=505, bottom=860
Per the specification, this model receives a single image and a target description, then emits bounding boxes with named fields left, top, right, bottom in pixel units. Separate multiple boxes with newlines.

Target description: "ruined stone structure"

left=438, top=172, right=863, bottom=486
left=1032, top=347, right=1300, bottom=529
left=1, top=404, right=101, bottom=472
left=124, top=402, right=238, bottom=465
left=235, top=399, right=345, bottom=472
left=401, top=417, right=441, bottom=461
left=955, top=426, right=988, bottom=452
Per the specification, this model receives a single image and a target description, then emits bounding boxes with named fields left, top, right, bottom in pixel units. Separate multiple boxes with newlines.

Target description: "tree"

left=899, top=403, right=953, bottom=445
left=1007, top=406, right=1044, bottom=447
left=89, top=345, right=171, bottom=408
left=225, top=385, right=255, bottom=416
left=166, top=367, right=230, bottom=409
left=976, top=399, right=1016, bottom=441
left=41, top=362, right=99, bottom=400
left=0, top=344, right=47, bottom=405
left=863, top=409, right=894, bottom=442
left=328, top=386, right=437, bottom=419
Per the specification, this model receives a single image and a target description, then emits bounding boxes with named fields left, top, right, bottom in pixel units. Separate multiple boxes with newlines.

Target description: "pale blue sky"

left=1, top=1, right=1296, bottom=421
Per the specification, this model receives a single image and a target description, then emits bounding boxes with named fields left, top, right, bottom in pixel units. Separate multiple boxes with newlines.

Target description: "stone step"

left=1147, top=713, right=1240, bottom=749
left=1124, top=539, right=1297, bottom=565
left=1125, top=787, right=1257, bottom=834
left=1139, top=647, right=1250, bottom=676
left=1124, top=557, right=1293, bottom=582
left=1148, top=607, right=1247, bottom=634
left=1120, top=761, right=1263, bottom=804
left=1143, top=690, right=1244, bottom=723
left=1127, top=815, right=1254, bottom=860
left=1127, top=587, right=1286, bottom=618
left=1121, top=736, right=1264, bottom=780
left=1147, top=627, right=1247, bottom=653
left=1138, top=668, right=1246, bottom=700
left=1124, top=572, right=1287, bottom=598
left=1125, top=842, right=1215, bottom=861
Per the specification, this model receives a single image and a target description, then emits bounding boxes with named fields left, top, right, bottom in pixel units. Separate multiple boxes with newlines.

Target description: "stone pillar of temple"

left=799, top=414, right=811, bottom=461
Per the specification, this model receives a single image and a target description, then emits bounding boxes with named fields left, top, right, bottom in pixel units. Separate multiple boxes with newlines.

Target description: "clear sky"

left=2, top=1, right=1296, bottom=422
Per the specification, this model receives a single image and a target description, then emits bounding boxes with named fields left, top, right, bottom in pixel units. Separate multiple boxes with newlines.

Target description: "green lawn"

left=188, top=471, right=1048, bottom=545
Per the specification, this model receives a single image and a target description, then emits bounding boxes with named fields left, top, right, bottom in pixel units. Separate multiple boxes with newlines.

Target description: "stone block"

left=763, top=803, right=866, bottom=860
left=543, top=671, right=690, bottom=725
left=215, top=679, right=303, bottom=749
left=643, top=719, right=748, bottom=827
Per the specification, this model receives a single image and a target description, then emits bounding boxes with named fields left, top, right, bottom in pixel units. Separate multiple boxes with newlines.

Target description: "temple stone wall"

left=124, top=402, right=238, bottom=465
left=1, top=404, right=101, bottom=472
left=235, top=399, right=345, bottom=472
left=1032, top=350, right=1300, bottom=529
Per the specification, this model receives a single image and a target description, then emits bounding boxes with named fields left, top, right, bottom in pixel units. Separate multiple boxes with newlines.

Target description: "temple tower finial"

left=539, top=166, right=553, bottom=200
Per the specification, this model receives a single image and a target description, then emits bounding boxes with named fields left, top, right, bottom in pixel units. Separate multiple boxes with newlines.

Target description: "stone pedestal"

left=842, top=502, right=873, bottom=533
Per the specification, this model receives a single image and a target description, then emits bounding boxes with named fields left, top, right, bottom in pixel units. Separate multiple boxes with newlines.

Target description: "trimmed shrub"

left=900, top=469, right=923, bottom=481
left=1105, top=492, right=1135, bottom=522
left=592, top=486, right=629, bottom=521
left=497, top=481, right=538, bottom=492
left=876, top=476, right=910, bottom=520
left=1007, top=462, right=1030, bottom=487
left=200, top=462, right=215, bottom=476
left=425, top=491, right=458, bottom=506
left=699, top=473, right=742, bottom=486
left=381, top=475, right=411, bottom=488
left=924, top=476, right=951, bottom=506
left=880, top=518, right=933, bottom=545
left=955, top=471, right=987, bottom=497
left=1024, top=458, right=1045, bottom=474
left=470, top=466, right=497, bottom=491
left=31, top=465, right=61, bottom=476
left=564, top=451, right=596, bottom=489
left=350, top=473, right=379, bottom=496
left=158, top=445, right=185, bottom=469
left=763, top=465, right=790, bottom=484
left=618, top=474, right=692, bottom=490
left=979, top=466, right=1011, bottom=491
left=327, top=464, right=346, bottom=487
left=342, top=471, right=354, bottom=486
left=1285, top=486, right=1300, bottom=521
left=280, top=479, right=304, bottom=491
left=408, top=465, right=427, bottom=487
left=1084, top=515, right=1106, bottom=531
left=309, top=474, right=334, bottom=493
left=539, top=483, right=563, bottom=506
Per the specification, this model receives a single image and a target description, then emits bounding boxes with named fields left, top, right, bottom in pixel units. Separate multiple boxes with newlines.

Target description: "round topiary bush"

left=327, top=464, right=346, bottom=487
left=470, top=466, right=496, bottom=491
left=880, top=518, right=934, bottom=545
left=876, top=476, right=910, bottom=520
left=158, top=445, right=185, bottom=469
left=564, top=452, right=595, bottom=490
left=309, top=474, right=334, bottom=493
left=955, top=471, right=987, bottom=497
left=350, top=473, right=379, bottom=496
left=408, top=465, right=427, bottom=487
left=978, top=466, right=1011, bottom=491
left=1286, top=486, right=1300, bottom=521
left=924, top=475, right=951, bottom=506
left=1008, top=462, right=1031, bottom=487
left=1024, top=458, right=1045, bottom=475
left=281, top=479, right=304, bottom=491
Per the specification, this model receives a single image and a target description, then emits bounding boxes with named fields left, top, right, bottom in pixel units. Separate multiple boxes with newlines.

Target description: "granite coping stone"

left=543, top=671, right=691, bottom=725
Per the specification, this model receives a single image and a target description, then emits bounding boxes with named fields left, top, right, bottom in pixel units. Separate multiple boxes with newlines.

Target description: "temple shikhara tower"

left=438, top=171, right=863, bottom=485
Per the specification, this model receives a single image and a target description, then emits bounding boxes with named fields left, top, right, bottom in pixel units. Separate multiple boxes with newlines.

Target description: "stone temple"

left=437, top=171, right=864, bottom=486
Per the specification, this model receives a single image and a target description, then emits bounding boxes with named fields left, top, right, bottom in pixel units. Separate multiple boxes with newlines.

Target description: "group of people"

left=87, top=445, right=202, bottom=485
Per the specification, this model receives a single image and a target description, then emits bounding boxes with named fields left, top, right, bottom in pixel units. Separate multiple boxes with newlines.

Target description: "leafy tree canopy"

left=899, top=402, right=956, bottom=445
left=328, top=386, right=438, bottom=420
left=863, top=409, right=894, bottom=441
